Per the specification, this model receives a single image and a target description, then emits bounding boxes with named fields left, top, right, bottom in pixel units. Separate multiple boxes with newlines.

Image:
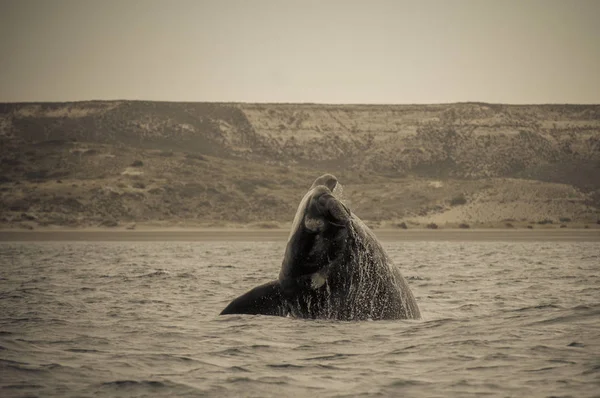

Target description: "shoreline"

left=0, top=228, right=598, bottom=242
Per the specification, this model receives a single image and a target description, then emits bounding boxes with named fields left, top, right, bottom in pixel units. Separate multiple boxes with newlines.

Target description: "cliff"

left=1, top=101, right=599, bottom=229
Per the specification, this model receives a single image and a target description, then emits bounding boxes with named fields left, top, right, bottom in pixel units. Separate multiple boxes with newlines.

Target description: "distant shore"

left=0, top=228, right=598, bottom=242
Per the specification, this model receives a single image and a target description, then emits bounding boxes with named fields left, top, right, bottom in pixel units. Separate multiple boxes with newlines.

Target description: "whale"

left=220, top=174, right=421, bottom=320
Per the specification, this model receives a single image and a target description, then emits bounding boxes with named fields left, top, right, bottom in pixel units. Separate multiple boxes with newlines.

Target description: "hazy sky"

left=1, top=0, right=598, bottom=104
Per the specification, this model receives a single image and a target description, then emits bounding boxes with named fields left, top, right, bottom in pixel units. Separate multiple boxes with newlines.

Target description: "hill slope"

left=1, top=101, right=599, bottom=229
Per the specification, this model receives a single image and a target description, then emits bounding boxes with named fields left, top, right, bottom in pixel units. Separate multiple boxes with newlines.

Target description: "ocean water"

left=0, top=239, right=599, bottom=397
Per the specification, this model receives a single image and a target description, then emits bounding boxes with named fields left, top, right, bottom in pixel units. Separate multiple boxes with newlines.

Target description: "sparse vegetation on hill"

left=0, top=101, right=599, bottom=229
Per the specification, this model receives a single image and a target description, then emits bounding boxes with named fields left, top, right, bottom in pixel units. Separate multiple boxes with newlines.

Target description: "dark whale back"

left=281, top=212, right=421, bottom=320
left=341, top=216, right=420, bottom=319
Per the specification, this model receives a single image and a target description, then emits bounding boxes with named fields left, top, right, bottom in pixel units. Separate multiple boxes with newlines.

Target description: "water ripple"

left=0, top=240, right=598, bottom=397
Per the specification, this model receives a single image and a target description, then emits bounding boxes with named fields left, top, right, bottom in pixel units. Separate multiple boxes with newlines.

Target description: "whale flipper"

left=219, top=280, right=287, bottom=316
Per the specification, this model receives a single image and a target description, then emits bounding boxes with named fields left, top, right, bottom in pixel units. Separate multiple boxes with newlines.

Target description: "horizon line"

left=1, top=99, right=599, bottom=107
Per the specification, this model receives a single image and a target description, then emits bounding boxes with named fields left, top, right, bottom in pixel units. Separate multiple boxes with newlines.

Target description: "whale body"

left=220, top=174, right=421, bottom=320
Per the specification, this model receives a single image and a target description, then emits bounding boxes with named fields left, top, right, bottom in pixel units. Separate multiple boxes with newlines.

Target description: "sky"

left=1, top=0, right=599, bottom=104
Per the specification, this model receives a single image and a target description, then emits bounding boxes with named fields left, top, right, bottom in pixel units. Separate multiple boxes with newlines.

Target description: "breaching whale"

left=220, top=174, right=421, bottom=320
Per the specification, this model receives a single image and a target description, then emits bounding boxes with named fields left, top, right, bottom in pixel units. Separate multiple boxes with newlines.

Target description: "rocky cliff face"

left=239, top=103, right=600, bottom=185
left=0, top=101, right=262, bottom=156
left=1, top=101, right=599, bottom=228
left=2, top=101, right=599, bottom=181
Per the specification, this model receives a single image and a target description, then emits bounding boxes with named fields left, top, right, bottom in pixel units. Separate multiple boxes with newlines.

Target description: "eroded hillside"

left=1, top=101, right=599, bottom=229
left=240, top=103, right=600, bottom=186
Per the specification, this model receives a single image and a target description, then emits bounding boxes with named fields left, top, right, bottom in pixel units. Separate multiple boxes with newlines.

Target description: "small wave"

left=3, top=362, right=69, bottom=374
left=571, top=304, right=599, bottom=311
left=0, top=359, right=28, bottom=366
left=549, top=358, right=577, bottom=364
left=304, top=353, right=356, bottom=361
left=249, top=344, right=273, bottom=350
left=137, top=269, right=171, bottom=278
left=0, top=293, right=24, bottom=299
left=256, top=376, right=293, bottom=385
left=229, top=365, right=251, bottom=372
left=581, top=363, right=600, bottom=375
left=64, top=348, right=103, bottom=353
left=465, top=365, right=509, bottom=371
left=2, top=383, right=43, bottom=390
left=446, top=339, right=489, bottom=347
left=7, top=317, right=45, bottom=324
left=101, top=380, right=168, bottom=388
left=128, top=299, right=167, bottom=305
left=214, top=347, right=244, bottom=356
left=480, top=251, right=498, bottom=257
left=524, top=366, right=557, bottom=372
left=387, top=378, right=429, bottom=387
left=267, top=363, right=304, bottom=369
left=528, top=304, right=600, bottom=325
left=40, top=363, right=69, bottom=370
left=330, top=339, right=353, bottom=345
left=176, top=272, right=197, bottom=279
left=385, top=345, right=422, bottom=355
left=225, top=377, right=255, bottom=384
left=513, top=304, right=561, bottom=312
left=406, top=275, right=426, bottom=281
left=175, top=356, right=195, bottom=362
left=316, top=364, right=343, bottom=370
left=420, top=318, right=457, bottom=328
left=530, top=345, right=553, bottom=352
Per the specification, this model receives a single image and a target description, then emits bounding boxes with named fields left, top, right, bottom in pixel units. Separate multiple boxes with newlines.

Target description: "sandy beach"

left=0, top=228, right=598, bottom=242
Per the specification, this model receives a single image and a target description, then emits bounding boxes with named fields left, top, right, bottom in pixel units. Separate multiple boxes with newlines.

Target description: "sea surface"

left=0, top=238, right=599, bottom=397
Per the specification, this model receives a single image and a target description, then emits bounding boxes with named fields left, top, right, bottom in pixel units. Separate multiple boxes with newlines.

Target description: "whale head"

left=279, top=174, right=352, bottom=295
